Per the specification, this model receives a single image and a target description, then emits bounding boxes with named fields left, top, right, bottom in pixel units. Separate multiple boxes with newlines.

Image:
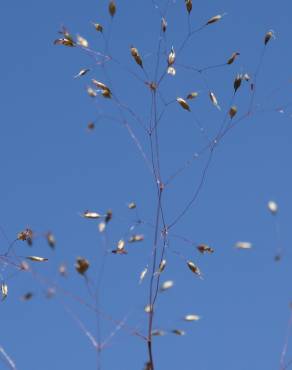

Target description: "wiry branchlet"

left=77, top=35, right=89, bottom=48
left=186, top=92, right=198, bottom=100
left=93, top=23, right=103, bottom=32
left=197, top=244, right=214, bottom=254
left=264, top=30, right=274, bottom=45
left=227, top=52, right=240, bottom=65
left=185, top=0, right=192, bottom=14
left=206, top=14, right=223, bottom=25
left=1, top=283, right=8, bottom=301
left=209, top=91, right=221, bottom=110
left=167, top=46, right=176, bottom=66
left=108, top=0, right=116, bottom=17
left=74, top=68, right=90, bottom=78
left=129, top=234, right=144, bottom=243
left=229, top=106, right=237, bottom=119
left=233, top=74, right=242, bottom=93
left=177, top=97, right=190, bottom=111
left=268, top=200, right=278, bottom=215
left=186, top=260, right=202, bottom=277
left=46, top=232, right=56, bottom=249
left=75, top=257, right=90, bottom=275
left=26, top=256, right=48, bottom=262
left=161, top=17, right=167, bottom=32
left=130, top=46, right=143, bottom=68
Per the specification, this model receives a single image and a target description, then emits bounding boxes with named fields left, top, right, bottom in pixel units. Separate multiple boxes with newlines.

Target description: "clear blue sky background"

left=0, top=1, right=292, bottom=369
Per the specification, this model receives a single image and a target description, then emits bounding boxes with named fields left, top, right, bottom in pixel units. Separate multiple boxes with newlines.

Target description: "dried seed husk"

left=98, top=222, right=106, bottom=232
left=158, top=259, right=167, bottom=273
left=105, top=209, right=113, bottom=223
left=177, top=97, right=190, bottom=111
left=74, top=68, right=90, bottom=78
left=139, top=267, right=148, bottom=284
left=128, top=202, right=136, bottom=209
left=17, top=228, right=33, bottom=241
left=87, top=87, right=97, bottom=97
left=209, top=91, right=221, bottom=110
left=167, top=66, right=176, bottom=76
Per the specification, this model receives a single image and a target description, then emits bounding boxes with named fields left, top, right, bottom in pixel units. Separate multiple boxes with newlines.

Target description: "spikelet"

left=233, top=74, right=242, bottom=93
left=158, top=259, right=167, bottom=273
left=130, top=46, right=143, bottom=68
left=93, top=23, right=103, bottom=32
left=46, top=232, right=56, bottom=249
left=59, top=263, right=67, bottom=276
left=160, top=280, right=174, bottom=292
left=129, top=234, right=144, bottom=243
left=1, top=283, right=8, bottom=301
left=209, top=91, right=221, bottom=110
left=186, top=92, right=198, bottom=100
left=206, top=14, right=223, bottom=25
left=21, top=292, right=33, bottom=301
left=112, top=239, right=127, bottom=254
left=152, top=329, right=166, bottom=336
left=227, top=52, right=240, bottom=65
left=139, top=267, right=148, bottom=284
left=229, top=106, right=237, bottom=119
left=54, top=38, right=75, bottom=47
left=77, top=35, right=89, bottom=48
left=98, top=222, right=106, bottom=233
left=185, top=0, right=192, bottom=14
left=128, top=202, right=136, bottom=209
left=26, top=256, right=48, bottom=262
left=161, top=17, right=167, bottom=32
left=172, top=329, right=185, bottom=336
left=108, top=1, right=116, bottom=17
left=82, top=210, right=101, bottom=219
left=75, top=257, right=89, bottom=275
left=197, top=244, right=214, bottom=254
left=74, top=68, right=90, bottom=78
left=87, top=87, right=97, bottom=98
left=186, top=260, right=202, bottom=277
left=167, top=46, right=176, bottom=66
left=235, top=241, right=252, bottom=250
left=167, top=66, right=176, bottom=76
left=268, top=200, right=278, bottom=214
left=264, top=30, right=274, bottom=45
left=17, top=228, right=33, bottom=241
left=177, top=97, right=190, bottom=111
left=184, top=314, right=200, bottom=321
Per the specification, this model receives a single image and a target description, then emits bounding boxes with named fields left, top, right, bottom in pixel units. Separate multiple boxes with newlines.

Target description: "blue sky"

left=1, top=0, right=292, bottom=369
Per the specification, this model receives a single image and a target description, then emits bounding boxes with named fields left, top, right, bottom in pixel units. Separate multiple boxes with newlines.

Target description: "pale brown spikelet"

left=46, top=232, right=56, bottom=249
left=206, top=14, right=223, bottom=25
left=264, top=30, right=274, bottom=45
left=185, top=0, right=192, bottom=14
left=75, top=257, right=90, bottom=275
left=186, top=260, right=202, bottom=276
left=197, top=244, right=214, bottom=254
left=77, top=35, right=89, bottom=48
left=267, top=200, right=278, bottom=214
left=93, top=23, right=103, bottom=32
left=108, top=1, right=116, bottom=17
left=130, top=46, right=143, bottom=68
left=229, top=106, right=237, bottom=119
left=227, top=52, right=240, bottom=65
left=1, top=283, right=8, bottom=301
left=26, top=256, right=48, bottom=262
left=177, top=97, right=190, bottom=111
left=186, top=92, right=198, bottom=100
